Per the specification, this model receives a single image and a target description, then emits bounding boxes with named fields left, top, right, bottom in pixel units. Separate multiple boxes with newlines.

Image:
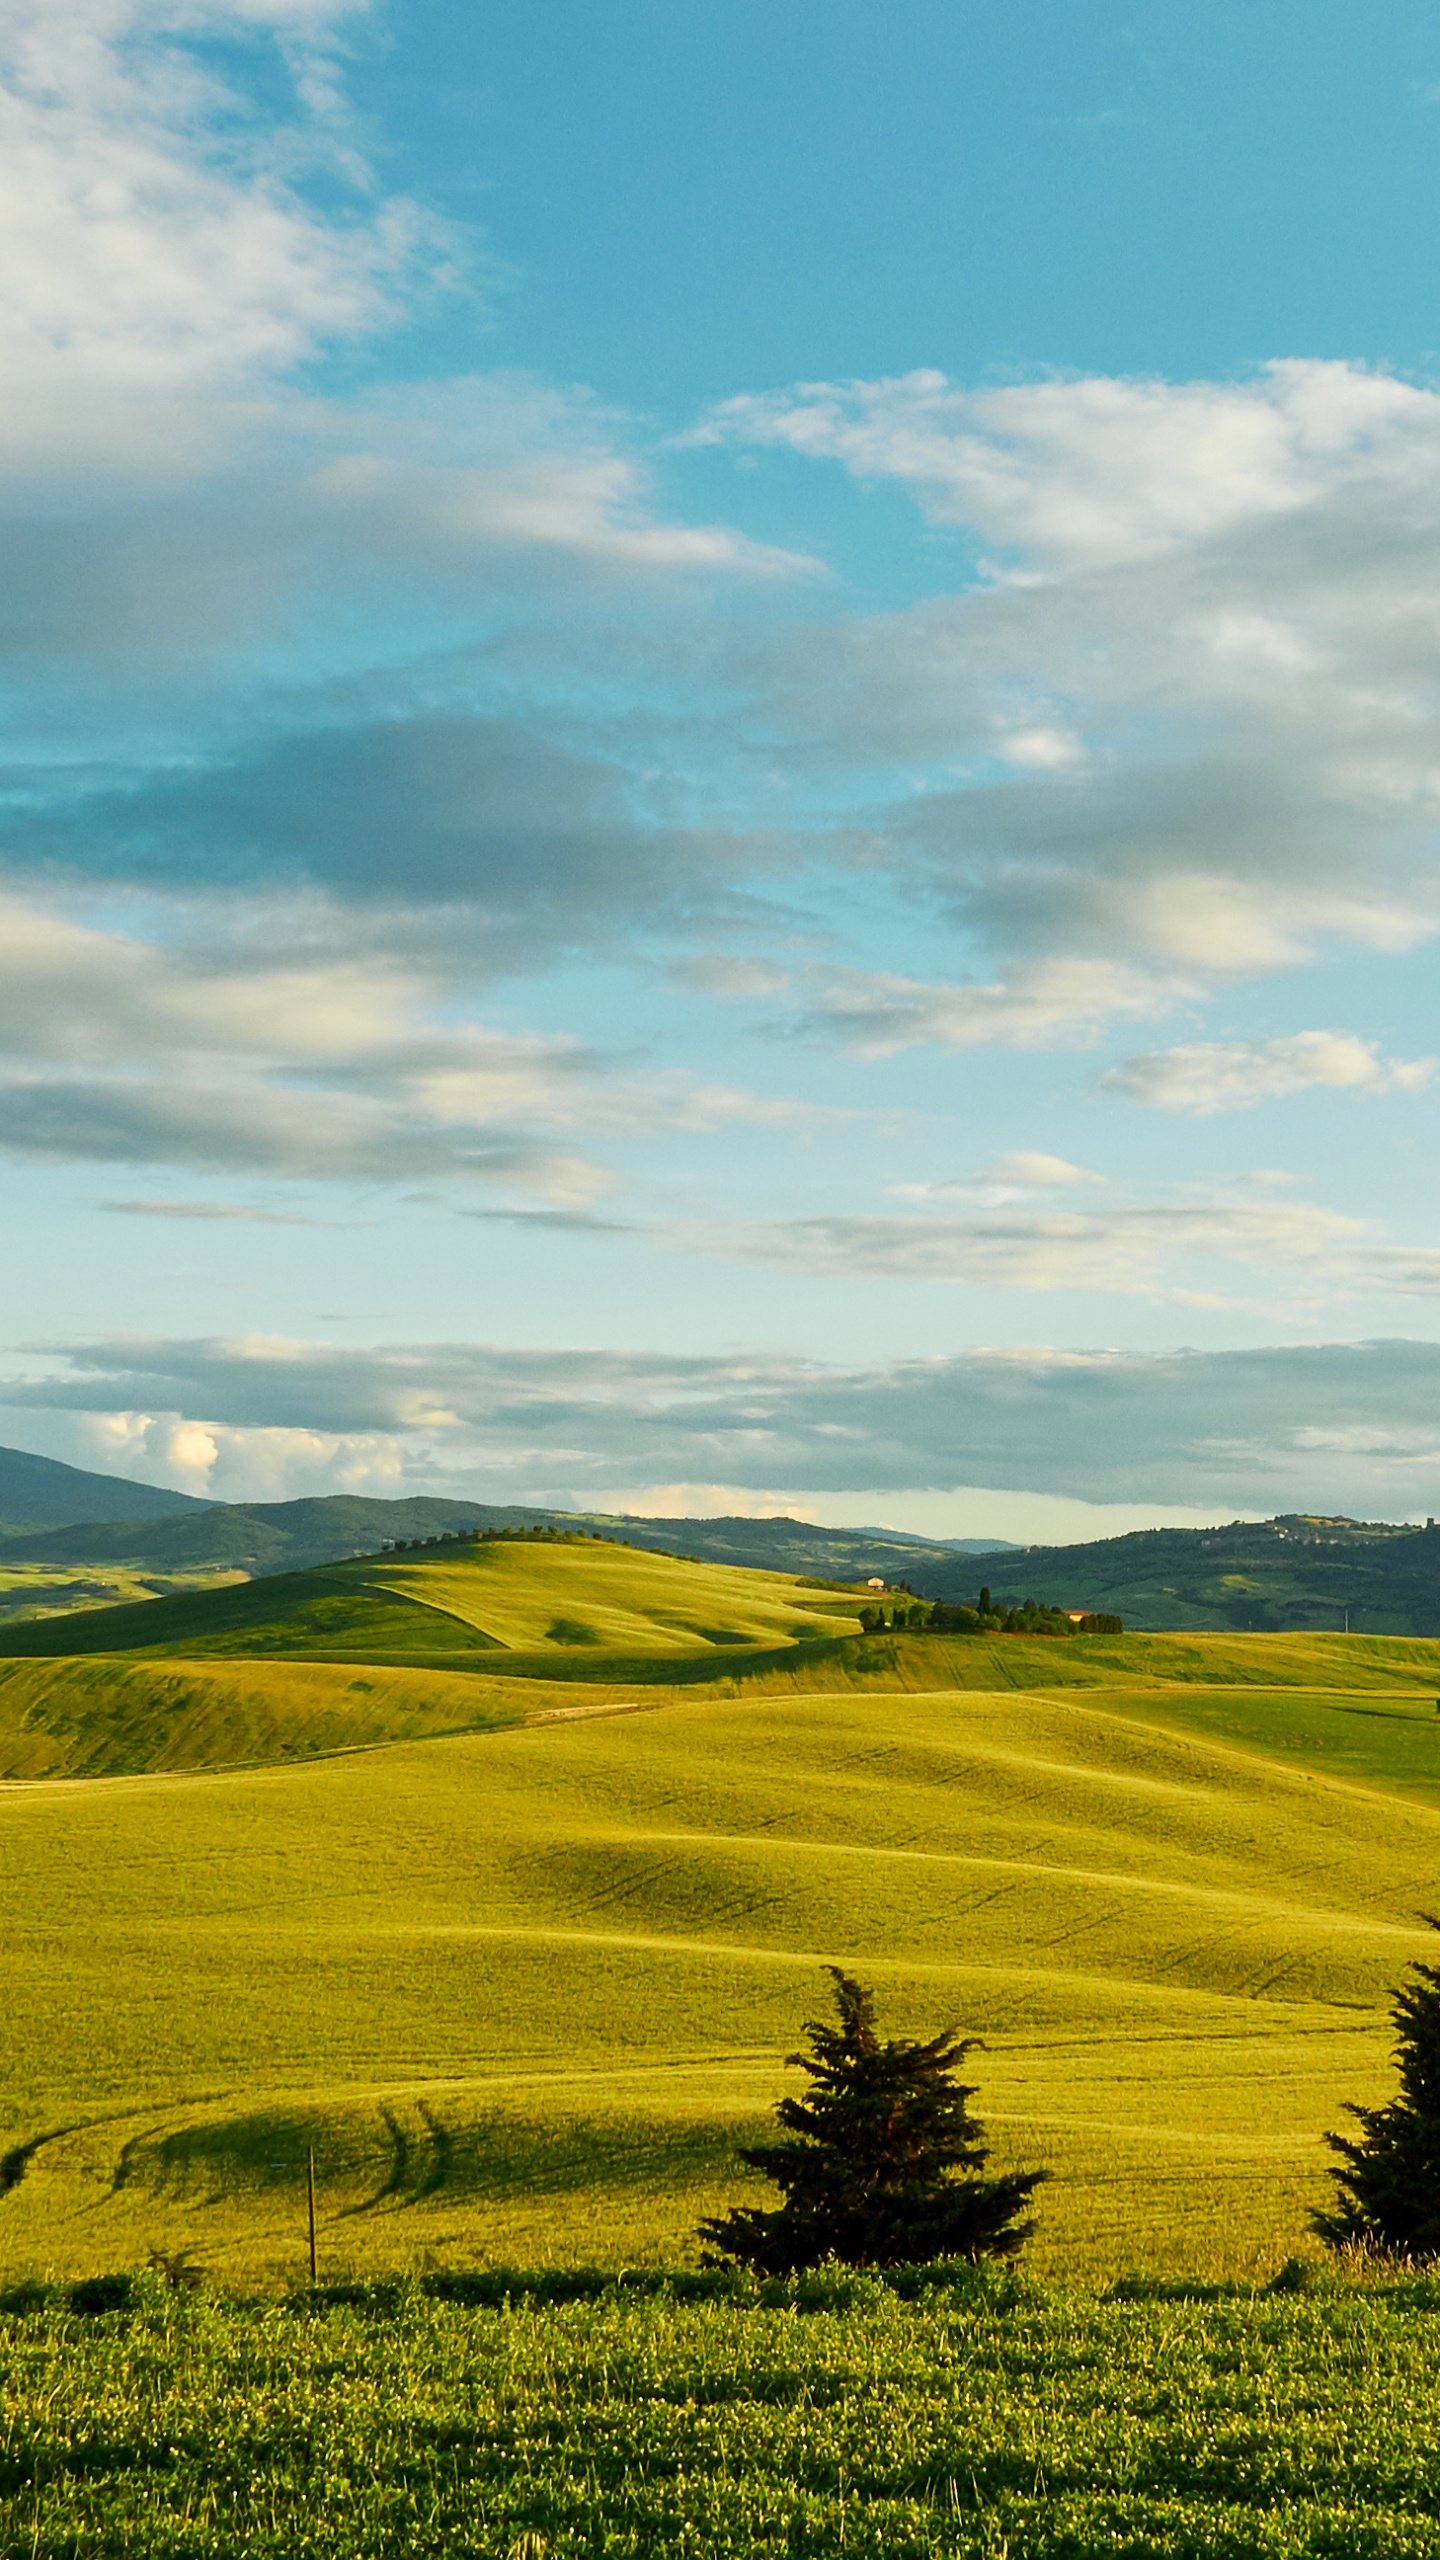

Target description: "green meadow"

left=13, top=2271, right=1440, bottom=2558
left=4, top=1536, right=1440, bottom=2293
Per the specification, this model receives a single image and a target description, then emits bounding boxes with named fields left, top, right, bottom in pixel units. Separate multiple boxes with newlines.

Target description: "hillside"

left=9, top=1540, right=1440, bottom=2285
left=4, top=1602, right=1440, bottom=2283
left=942, top=1511, right=1440, bottom=1635
left=0, top=1531, right=868, bottom=1674
left=0, top=1441, right=208, bottom=1537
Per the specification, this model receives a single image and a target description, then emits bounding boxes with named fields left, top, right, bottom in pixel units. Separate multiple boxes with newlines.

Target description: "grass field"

left=5, top=1537, right=1440, bottom=2290
left=10, top=2270, right=1440, bottom=2555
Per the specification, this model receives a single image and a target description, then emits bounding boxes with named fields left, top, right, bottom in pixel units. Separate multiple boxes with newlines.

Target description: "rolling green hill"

left=0, top=1532, right=866, bottom=1672
left=4, top=1538, right=1440, bottom=2289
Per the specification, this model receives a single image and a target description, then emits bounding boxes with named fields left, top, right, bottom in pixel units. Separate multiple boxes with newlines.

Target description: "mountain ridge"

left=0, top=1488, right=1007, bottom=1591
left=0, top=1442, right=210, bottom=1535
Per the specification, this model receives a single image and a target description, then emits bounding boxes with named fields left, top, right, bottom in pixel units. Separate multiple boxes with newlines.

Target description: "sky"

left=6, top=0, right=1440, bottom=1537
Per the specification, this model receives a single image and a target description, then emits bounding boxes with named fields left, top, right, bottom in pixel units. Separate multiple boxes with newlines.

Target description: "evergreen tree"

left=1314, top=1934, right=1440, bottom=2257
left=699, top=1968, right=1047, bottom=2272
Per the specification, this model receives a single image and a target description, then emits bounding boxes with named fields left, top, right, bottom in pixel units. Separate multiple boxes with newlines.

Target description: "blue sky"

left=5, top=0, right=1440, bottom=1536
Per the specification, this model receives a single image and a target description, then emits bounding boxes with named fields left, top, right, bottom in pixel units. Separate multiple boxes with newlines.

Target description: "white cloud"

left=974, top=1153, right=1101, bottom=1188
left=998, top=726, right=1086, bottom=769
left=792, top=959, right=1180, bottom=1056
left=698, top=360, right=1436, bottom=568
left=715, top=1198, right=1364, bottom=1299
left=896, top=1153, right=1103, bottom=1206
left=1104, top=1031, right=1435, bottom=1113
left=0, top=0, right=435, bottom=478
left=45, top=1400, right=411, bottom=1501
left=311, top=432, right=815, bottom=579
left=695, top=358, right=1440, bottom=1048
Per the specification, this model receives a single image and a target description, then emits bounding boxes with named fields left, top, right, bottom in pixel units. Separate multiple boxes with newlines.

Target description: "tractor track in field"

left=2, top=2108, right=143, bottom=2198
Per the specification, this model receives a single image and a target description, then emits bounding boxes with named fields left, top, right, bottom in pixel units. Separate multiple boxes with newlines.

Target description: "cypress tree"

left=1314, top=1933, right=1440, bottom=2257
left=699, top=1968, right=1047, bottom=2272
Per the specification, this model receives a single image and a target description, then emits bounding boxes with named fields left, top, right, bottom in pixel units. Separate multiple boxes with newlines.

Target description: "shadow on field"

left=105, top=2092, right=759, bottom=2225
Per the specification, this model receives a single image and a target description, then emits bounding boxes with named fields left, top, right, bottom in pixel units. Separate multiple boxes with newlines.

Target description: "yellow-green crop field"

left=4, top=1535, right=1440, bottom=2293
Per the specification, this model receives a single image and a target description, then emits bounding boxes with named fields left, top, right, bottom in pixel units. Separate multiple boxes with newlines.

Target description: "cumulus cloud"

left=689, top=357, right=1440, bottom=1046
left=0, top=0, right=440, bottom=479
left=1102, top=1031, right=1434, bottom=1113
left=9, top=1332, right=1440, bottom=1513
left=696, top=360, right=1438, bottom=568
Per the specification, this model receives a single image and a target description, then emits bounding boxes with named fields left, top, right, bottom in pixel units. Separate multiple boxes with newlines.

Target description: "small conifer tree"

left=699, top=1968, right=1047, bottom=2272
left=1314, top=1932, right=1440, bottom=2257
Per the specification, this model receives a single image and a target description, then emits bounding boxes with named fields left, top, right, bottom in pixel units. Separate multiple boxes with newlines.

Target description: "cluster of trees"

left=857, top=1584, right=1123, bottom=1637
left=388, top=1526, right=626, bottom=1553
left=701, top=1947, right=1440, bottom=2275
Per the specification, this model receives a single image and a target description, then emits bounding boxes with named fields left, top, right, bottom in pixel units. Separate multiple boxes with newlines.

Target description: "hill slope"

left=7, top=1539, right=1440, bottom=2284
left=0, top=1533, right=866, bottom=1671
left=945, top=1512, right=1440, bottom=1634
left=0, top=1441, right=209, bottom=1536
left=4, top=1638, right=1440, bottom=2284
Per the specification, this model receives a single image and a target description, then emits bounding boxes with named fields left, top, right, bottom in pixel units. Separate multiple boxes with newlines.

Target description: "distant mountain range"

left=6, top=1443, right=1438, bottom=1633
left=0, top=1444, right=1015, bottom=1590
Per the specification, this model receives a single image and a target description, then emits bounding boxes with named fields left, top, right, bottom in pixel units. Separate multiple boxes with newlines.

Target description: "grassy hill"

left=948, top=1511, right=1440, bottom=1634
left=0, top=1532, right=866, bottom=1675
left=3, top=1537, right=1440, bottom=2288
left=2, top=1434, right=1434, bottom=1641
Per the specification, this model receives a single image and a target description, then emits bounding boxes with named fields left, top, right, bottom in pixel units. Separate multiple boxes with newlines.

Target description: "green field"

left=4, top=1539, right=1440, bottom=2293
left=11, top=2271, right=1440, bottom=2556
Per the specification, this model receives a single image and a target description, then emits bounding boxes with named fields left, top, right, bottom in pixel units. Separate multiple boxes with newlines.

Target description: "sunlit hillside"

left=0, top=1533, right=866, bottom=1672
left=4, top=1550, right=1440, bottom=2291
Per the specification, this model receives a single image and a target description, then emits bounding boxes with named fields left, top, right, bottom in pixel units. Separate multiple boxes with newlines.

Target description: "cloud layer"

left=7, top=1332, right=1440, bottom=1514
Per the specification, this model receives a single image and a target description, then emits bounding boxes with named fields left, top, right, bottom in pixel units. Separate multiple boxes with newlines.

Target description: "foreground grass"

left=8, top=2269, right=1440, bottom=2555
